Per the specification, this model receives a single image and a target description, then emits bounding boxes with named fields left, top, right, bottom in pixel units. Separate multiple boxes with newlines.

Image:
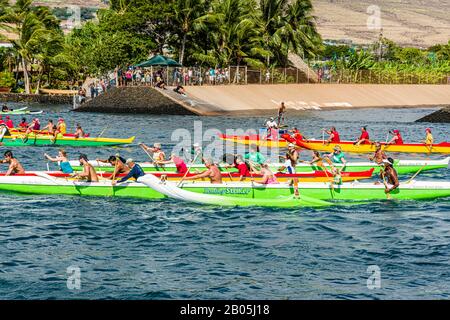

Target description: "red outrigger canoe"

left=0, top=169, right=375, bottom=183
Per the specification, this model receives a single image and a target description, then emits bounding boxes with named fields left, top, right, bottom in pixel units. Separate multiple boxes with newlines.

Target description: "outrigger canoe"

left=0, top=107, right=43, bottom=115
left=0, top=133, right=135, bottom=147
left=69, top=157, right=450, bottom=175
left=219, top=134, right=450, bottom=154
left=4, top=169, right=374, bottom=183
left=0, top=173, right=449, bottom=203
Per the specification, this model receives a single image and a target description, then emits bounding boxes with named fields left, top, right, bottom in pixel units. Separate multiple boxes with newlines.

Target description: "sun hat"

left=126, top=158, right=134, bottom=164
left=425, top=128, right=431, bottom=132
left=153, top=143, right=161, bottom=148
left=288, top=143, right=295, bottom=148
left=193, top=143, right=200, bottom=148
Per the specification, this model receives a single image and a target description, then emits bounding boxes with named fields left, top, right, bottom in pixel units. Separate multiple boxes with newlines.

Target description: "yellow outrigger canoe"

left=219, top=134, right=450, bottom=154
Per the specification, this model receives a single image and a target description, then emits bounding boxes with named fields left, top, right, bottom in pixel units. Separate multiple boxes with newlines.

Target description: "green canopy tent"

left=135, top=55, right=182, bottom=67
left=135, top=55, right=182, bottom=86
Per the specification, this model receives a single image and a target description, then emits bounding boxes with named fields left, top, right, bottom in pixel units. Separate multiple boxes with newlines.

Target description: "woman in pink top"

left=157, top=153, right=188, bottom=174
left=253, top=163, right=279, bottom=185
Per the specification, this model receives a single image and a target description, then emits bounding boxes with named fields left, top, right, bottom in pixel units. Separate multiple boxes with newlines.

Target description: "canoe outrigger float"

left=0, top=133, right=135, bottom=147
left=0, top=107, right=43, bottom=115
left=0, top=173, right=449, bottom=205
left=219, top=133, right=450, bottom=154
left=69, top=157, right=450, bottom=175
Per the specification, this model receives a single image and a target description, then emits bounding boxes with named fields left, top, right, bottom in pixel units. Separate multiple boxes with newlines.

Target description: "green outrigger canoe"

left=69, top=157, right=450, bottom=175
left=0, top=134, right=135, bottom=147
left=0, top=174, right=449, bottom=206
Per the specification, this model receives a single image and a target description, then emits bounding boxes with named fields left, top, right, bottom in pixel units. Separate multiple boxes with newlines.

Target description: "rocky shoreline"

left=0, top=93, right=72, bottom=105
left=416, top=107, right=450, bottom=123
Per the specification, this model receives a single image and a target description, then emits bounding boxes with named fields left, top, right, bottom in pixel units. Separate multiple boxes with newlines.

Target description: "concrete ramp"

left=185, top=84, right=450, bottom=114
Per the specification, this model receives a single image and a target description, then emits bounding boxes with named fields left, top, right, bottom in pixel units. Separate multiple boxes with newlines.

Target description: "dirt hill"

left=9, top=0, right=450, bottom=48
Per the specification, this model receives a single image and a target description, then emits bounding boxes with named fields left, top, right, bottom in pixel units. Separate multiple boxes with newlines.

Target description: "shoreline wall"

left=0, top=93, right=73, bottom=104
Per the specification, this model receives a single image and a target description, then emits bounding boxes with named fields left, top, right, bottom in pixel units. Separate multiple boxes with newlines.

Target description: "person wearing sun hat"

left=326, top=145, right=347, bottom=165
left=387, top=129, right=404, bottom=145
left=139, top=142, right=166, bottom=164
left=424, top=128, right=433, bottom=145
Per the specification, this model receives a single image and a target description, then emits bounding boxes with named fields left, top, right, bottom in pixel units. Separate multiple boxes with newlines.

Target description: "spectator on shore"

left=174, top=85, right=186, bottom=96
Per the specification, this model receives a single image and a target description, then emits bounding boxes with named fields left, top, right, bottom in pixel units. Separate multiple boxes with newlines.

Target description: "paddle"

left=177, top=151, right=201, bottom=187
left=34, top=172, right=66, bottom=186
left=379, top=165, right=392, bottom=199
left=140, top=143, right=166, bottom=171
left=406, top=162, right=428, bottom=184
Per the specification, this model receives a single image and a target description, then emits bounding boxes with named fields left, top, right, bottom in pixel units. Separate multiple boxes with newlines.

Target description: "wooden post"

left=259, top=69, right=262, bottom=84
left=245, top=65, right=248, bottom=84
left=296, top=68, right=299, bottom=84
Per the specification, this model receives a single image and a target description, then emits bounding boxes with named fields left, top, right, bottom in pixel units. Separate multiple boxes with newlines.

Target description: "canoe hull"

left=1, top=135, right=135, bottom=147
left=70, top=157, right=450, bottom=175
left=0, top=176, right=449, bottom=202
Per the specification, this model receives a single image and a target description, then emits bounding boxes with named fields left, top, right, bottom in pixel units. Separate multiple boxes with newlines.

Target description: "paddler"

left=387, top=129, right=404, bottom=145
left=1, top=105, right=10, bottom=112
left=5, top=116, right=13, bottom=129
left=281, top=127, right=303, bottom=144
left=368, top=142, right=387, bottom=164
left=183, top=158, right=222, bottom=184
left=265, top=117, right=278, bottom=139
left=96, top=155, right=130, bottom=179
left=140, top=142, right=166, bottom=164
left=277, top=102, right=287, bottom=126
left=278, top=152, right=296, bottom=174
left=157, top=153, right=188, bottom=174
left=44, top=149, right=74, bottom=174
left=380, top=157, right=399, bottom=194
left=191, top=143, right=204, bottom=164
left=72, top=154, right=98, bottom=182
left=74, top=123, right=85, bottom=138
left=326, top=145, right=347, bottom=166
left=0, top=150, right=25, bottom=176
left=252, top=163, right=279, bottom=185
left=54, top=118, right=67, bottom=136
left=224, top=155, right=250, bottom=181
left=19, top=118, right=28, bottom=129
left=323, top=126, right=340, bottom=144
left=244, top=144, right=266, bottom=170
left=287, top=143, right=299, bottom=164
left=112, top=159, right=145, bottom=185
left=424, top=128, right=433, bottom=145
left=354, top=126, right=370, bottom=145
left=42, top=119, right=56, bottom=134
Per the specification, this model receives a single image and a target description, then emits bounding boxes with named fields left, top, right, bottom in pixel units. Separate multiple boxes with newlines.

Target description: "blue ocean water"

left=0, top=103, right=449, bottom=299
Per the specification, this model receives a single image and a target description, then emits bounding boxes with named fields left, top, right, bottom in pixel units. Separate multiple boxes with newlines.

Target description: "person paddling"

left=323, top=126, right=340, bottom=144
left=354, top=126, right=370, bottom=145
left=0, top=150, right=25, bottom=175
left=140, top=142, right=166, bottom=164
left=157, top=153, right=188, bottom=174
left=74, top=124, right=85, bottom=138
left=42, top=119, right=56, bottom=134
left=326, top=145, right=347, bottom=166
left=5, top=116, right=13, bottom=129
left=387, top=129, right=403, bottom=145
left=183, top=158, right=222, bottom=184
left=244, top=144, right=266, bottom=170
left=224, top=155, right=250, bottom=181
left=96, top=155, right=130, bottom=179
left=368, top=142, right=387, bottom=164
left=252, top=163, right=279, bottom=185
left=72, top=154, right=98, bottom=182
left=44, top=149, right=73, bottom=174
left=18, top=118, right=28, bottom=130
left=112, top=159, right=145, bottom=185
left=424, top=128, right=433, bottom=145
left=277, top=102, right=286, bottom=126
left=380, top=157, right=399, bottom=194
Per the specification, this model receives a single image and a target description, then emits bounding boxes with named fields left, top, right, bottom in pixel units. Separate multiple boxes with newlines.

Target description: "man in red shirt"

left=324, top=126, right=340, bottom=144
left=354, top=126, right=370, bottom=145
left=18, top=118, right=28, bottom=129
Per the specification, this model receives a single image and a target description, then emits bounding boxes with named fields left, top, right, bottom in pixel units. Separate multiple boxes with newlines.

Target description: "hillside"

left=8, top=0, right=450, bottom=48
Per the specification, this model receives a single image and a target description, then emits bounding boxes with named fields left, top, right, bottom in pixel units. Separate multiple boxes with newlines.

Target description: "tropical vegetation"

left=0, top=0, right=449, bottom=91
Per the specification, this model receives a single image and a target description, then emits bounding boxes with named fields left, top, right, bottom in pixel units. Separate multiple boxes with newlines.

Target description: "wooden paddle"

left=177, top=151, right=201, bottom=187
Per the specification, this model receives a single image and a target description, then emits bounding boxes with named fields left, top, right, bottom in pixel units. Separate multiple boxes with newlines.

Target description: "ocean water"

left=0, top=103, right=449, bottom=299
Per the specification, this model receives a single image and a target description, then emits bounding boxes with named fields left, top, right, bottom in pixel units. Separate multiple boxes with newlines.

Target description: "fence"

left=129, top=66, right=450, bottom=86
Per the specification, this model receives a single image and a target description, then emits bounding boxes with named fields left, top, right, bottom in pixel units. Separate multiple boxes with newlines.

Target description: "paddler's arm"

left=5, top=163, right=15, bottom=176
left=95, top=158, right=109, bottom=163
left=44, top=153, right=60, bottom=162
left=184, top=169, right=211, bottom=180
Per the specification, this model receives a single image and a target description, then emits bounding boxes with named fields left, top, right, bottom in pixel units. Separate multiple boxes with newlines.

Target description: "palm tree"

left=173, top=0, right=206, bottom=65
